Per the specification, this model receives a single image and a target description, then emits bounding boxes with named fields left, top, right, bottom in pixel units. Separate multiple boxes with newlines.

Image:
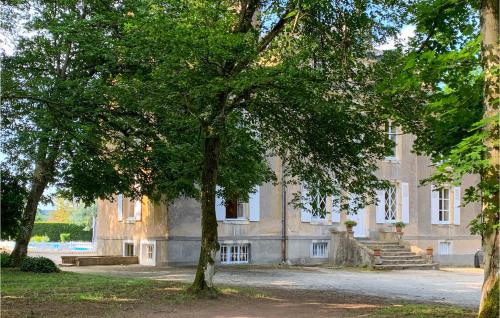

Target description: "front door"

left=348, top=208, right=366, bottom=238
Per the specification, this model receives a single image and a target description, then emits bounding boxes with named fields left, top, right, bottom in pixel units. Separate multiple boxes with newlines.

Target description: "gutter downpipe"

left=281, top=163, right=287, bottom=263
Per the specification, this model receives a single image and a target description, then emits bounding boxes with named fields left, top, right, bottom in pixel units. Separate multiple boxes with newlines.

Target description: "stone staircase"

left=357, top=240, right=439, bottom=270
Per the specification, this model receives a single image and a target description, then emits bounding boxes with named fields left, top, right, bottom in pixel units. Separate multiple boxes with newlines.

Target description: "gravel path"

left=64, top=265, right=483, bottom=309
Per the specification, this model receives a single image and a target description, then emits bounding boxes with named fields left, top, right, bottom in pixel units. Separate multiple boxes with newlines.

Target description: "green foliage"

left=344, top=220, right=358, bottom=227
left=1, top=252, right=14, bottom=268
left=69, top=204, right=97, bottom=230
left=102, top=0, right=406, bottom=217
left=394, top=221, right=406, bottom=228
left=59, top=233, right=71, bottom=243
left=32, top=223, right=91, bottom=242
left=19, top=257, right=59, bottom=273
left=377, top=0, right=499, bottom=235
left=31, top=235, right=50, bottom=243
left=1, top=166, right=28, bottom=240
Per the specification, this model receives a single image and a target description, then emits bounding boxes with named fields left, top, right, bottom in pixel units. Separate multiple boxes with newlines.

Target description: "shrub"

left=32, top=223, right=92, bottom=242
left=60, top=233, right=71, bottom=242
left=394, top=221, right=406, bottom=228
left=19, top=256, right=59, bottom=273
left=31, top=235, right=50, bottom=242
left=1, top=252, right=13, bottom=267
left=344, top=220, right=357, bottom=227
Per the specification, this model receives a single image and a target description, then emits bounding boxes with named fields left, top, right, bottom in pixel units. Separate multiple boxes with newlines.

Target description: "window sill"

left=311, top=255, right=328, bottom=259
left=223, top=219, right=250, bottom=225
left=310, top=220, right=330, bottom=225
left=383, top=157, right=400, bottom=163
left=125, top=219, right=136, bottom=224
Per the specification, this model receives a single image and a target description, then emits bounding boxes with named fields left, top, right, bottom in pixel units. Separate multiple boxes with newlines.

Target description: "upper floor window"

left=311, top=193, right=327, bottom=221
left=385, top=122, right=397, bottom=159
left=438, top=188, right=450, bottom=223
left=384, top=184, right=397, bottom=221
left=225, top=199, right=246, bottom=219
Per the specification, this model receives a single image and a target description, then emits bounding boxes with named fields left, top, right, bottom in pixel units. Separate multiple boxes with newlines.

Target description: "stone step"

left=380, top=255, right=424, bottom=260
left=379, top=247, right=411, bottom=252
left=373, top=263, right=439, bottom=270
left=380, top=251, right=416, bottom=256
left=364, top=244, right=402, bottom=249
left=379, top=259, right=428, bottom=265
left=359, top=241, right=399, bottom=245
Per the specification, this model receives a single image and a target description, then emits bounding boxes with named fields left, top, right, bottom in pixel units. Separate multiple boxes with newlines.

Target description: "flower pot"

left=373, top=249, right=381, bottom=257
left=346, top=226, right=353, bottom=232
left=426, top=248, right=433, bottom=256
left=396, top=226, right=403, bottom=233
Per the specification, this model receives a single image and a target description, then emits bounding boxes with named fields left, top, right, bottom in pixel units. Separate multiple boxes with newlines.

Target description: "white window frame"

left=220, top=242, right=250, bottom=264
left=384, top=122, right=398, bottom=161
left=384, top=184, right=397, bottom=223
left=123, top=240, right=135, bottom=257
left=223, top=199, right=250, bottom=223
left=310, top=241, right=329, bottom=258
left=139, top=239, right=157, bottom=266
left=310, top=193, right=328, bottom=222
left=438, top=241, right=452, bottom=255
left=438, top=188, right=451, bottom=224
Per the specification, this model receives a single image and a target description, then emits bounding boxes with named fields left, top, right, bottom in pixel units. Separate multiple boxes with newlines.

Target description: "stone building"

left=95, top=125, right=481, bottom=266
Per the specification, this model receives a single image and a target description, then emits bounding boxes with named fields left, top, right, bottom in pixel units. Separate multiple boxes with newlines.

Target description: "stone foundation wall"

left=329, top=230, right=373, bottom=266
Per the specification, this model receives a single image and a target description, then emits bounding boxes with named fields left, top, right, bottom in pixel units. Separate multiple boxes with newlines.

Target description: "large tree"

left=109, top=0, right=404, bottom=292
left=377, top=0, right=499, bottom=316
left=1, top=0, right=136, bottom=264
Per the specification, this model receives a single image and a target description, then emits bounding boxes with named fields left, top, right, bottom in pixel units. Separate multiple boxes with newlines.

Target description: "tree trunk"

left=478, top=0, right=499, bottom=317
left=190, top=134, right=221, bottom=292
left=10, top=140, right=59, bottom=265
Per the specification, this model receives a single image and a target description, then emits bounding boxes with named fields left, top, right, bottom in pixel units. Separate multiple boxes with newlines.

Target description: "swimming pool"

left=0, top=241, right=95, bottom=252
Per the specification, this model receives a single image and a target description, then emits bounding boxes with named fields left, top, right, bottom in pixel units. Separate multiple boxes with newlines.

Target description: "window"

left=124, top=242, right=134, bottom=256
left=311, top=242, right=328, bottom=258
left=438, top=242, right=451, bottom=255
left=311, top=193, right=327, bottom=221
left=439, top=188, right=450, bottom=223
left=384, top=185, right=397, bottom=222
left=225, top=199, right=246, bottom=219
left=385, top=122, right=397, bottom=159
left=146, top=244, right=154, bottom=259
left=220, top=244, right=249, bottom=264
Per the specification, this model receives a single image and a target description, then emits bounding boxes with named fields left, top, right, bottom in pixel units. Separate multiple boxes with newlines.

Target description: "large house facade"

left=95, top=126, right=481, bottom=267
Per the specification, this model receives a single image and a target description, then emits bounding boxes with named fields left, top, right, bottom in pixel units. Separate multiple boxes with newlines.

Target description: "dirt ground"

left=1, top=287, right=400, bottom=318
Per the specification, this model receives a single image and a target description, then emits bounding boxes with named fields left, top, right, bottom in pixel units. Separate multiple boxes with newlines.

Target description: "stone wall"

left=329, top=230, right=373, bottom=266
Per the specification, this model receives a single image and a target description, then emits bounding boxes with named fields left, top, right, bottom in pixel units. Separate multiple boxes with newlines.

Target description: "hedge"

left=32, top=223, right=92, bottom=242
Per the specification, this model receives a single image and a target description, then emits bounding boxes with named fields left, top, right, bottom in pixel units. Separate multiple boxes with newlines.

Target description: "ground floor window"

left=438, top=241, right=452, bottom=255
left=220, top=244, right=249, bottom=264
left=311, top=242, right=328, bottom=258
left=146, top=244, right=154, bottom=259
left=124, top=242, right=134, bottom=256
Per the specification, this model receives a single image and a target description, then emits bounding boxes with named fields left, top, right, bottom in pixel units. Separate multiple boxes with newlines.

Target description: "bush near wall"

left=32, top=223, right=92, bottom=242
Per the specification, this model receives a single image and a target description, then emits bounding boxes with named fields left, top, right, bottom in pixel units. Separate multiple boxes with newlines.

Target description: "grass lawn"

left=1, top=268, right=476, bottom=318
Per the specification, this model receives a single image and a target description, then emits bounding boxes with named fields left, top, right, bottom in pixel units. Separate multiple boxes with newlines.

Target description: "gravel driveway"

left=64, top=265, right=483, bottom=309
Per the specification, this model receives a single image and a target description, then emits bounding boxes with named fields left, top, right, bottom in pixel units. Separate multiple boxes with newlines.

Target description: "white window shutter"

left=401, top=182, right=409, bottom=224
left=300, top=183, right=312, bottom=223
left=375, top=190, right=385, bottom=224
left=134, top=198, right=142, bottom=221
left=249, top=186, right=260, bottom=221
left=117, top=194, right=123, bottom=221
left=453, top=186, right=461, bottom=225
left=331, top=195, right=341, bottom=223
left=431, top=185, right=439, bottom=224
left=215, top=186, right=225, bottom=221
